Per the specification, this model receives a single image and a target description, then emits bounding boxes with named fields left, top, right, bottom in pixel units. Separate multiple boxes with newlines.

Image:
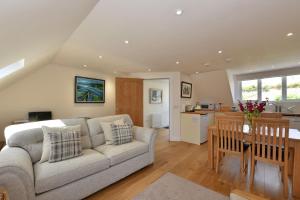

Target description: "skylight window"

left=0, top=59, right=25, bottom=79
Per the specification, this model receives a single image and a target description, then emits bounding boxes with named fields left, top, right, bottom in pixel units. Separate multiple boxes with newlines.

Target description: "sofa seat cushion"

left=34, top=149, right=110, bottom=194
left=94, top=140, right=149, bottom=166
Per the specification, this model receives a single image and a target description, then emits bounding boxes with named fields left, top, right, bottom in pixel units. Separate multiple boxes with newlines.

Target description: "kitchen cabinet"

left=283, top=116, right=300, bottom=131
left=180, top=113, right=208, bottom=145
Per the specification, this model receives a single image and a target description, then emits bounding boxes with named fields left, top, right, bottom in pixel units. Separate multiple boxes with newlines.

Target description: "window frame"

left=238, top=74, right=300, bottom=102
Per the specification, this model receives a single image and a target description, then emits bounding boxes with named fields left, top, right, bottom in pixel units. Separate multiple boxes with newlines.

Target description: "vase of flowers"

left=238, top=100, right=266, bottom=128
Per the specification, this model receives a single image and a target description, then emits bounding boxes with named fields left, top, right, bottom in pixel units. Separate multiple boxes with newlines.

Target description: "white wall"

left=191, top=70, right=233, bottom=106
left=143, top=79, right=169, bottom=128
left=130, top=72, right=181, bottom=141
left=0, top=64, right=115, bottom=141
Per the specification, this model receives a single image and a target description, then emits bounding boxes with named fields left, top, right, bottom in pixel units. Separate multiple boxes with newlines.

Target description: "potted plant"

left=238, top=100, right=266, bottom=128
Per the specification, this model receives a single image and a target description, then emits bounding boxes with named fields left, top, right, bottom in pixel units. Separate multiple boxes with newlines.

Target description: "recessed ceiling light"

left=225, top=58, right=232, bottom=63
left=124, top=40, right=129, bottom=44
left=98, top=56, right=103, bottom=59
left=147, top=68, right=152, bottom=72
left=176, top=61, right=180, bottom=65
left=218, top=50, right=223, bottom=54
left=195, top=72, right=199, bottom=74
left=286, top=32, right=294, bottom=37
left=82, top=64, right=88, bottom=68
left=176, top=9, right=183, bottom=16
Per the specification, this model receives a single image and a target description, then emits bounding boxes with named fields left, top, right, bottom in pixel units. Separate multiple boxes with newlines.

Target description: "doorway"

left=143, top=79, right=170, bottom=141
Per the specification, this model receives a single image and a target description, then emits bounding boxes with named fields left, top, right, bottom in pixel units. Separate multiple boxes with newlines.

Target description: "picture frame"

left=181, top=81, right=192, bottom=98
left=149, top=88, right=163, bottom=104
left=75, top=76, right=105, bottom=103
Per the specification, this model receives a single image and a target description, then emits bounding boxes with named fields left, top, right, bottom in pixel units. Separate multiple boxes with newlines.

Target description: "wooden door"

left=115, top=78, right=143, bottom=126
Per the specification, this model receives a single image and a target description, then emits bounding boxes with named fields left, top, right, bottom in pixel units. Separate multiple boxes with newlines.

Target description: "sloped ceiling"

left=54, top=0, right=300, bottom=74
left=0, top=0, right=99, bottom=90
left=1, top=0, right=300, bottom=88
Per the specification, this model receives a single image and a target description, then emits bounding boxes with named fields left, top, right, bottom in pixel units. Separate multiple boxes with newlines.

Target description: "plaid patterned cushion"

left=111, top=124, right=133, bottom=145
left=46, top=126, right=82, bottom=163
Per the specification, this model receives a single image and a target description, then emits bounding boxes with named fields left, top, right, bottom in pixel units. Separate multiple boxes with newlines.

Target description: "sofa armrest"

left=0, top=147, right=35, bottom=200
left=133, top=126, right=157, bottom=163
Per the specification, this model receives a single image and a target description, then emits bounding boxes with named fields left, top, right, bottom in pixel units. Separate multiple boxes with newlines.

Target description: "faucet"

left=268, top=102, right=281, bottom=112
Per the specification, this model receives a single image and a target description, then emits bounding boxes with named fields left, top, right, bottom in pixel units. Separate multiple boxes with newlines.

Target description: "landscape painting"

left=75, top=76, right=105, bottom=103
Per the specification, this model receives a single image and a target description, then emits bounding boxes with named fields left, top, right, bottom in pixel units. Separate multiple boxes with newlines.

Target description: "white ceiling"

left=0, top=0, right=99, bottom=89
left=54, top=0, right=300, bottom=74
left=1, top=0, right=300, bottom=88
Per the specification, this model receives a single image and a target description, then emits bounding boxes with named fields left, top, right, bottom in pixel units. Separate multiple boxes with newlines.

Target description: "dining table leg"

left=293, top=141, right=300, bottom=197
left=208, top=128, right=214, bottom=169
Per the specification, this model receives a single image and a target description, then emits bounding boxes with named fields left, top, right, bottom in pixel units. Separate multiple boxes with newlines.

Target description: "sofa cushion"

left=34, top=149, right=109, bottom=194
left=94, top=140, right=149, bottom=166
left=87, top=114, right=133, bottom=147
left=40, top=125, right=83, bottom=163
left=4, top=118, right=92, bottom=163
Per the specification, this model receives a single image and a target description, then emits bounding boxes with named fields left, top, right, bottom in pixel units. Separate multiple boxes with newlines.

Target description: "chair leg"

left=250, top=155, right=255, bottom=186
left=283, top=165, right=289, bottom=197
left=216, top=151, right=220, bottom=173
left=240, top=154, right=244, bottom=173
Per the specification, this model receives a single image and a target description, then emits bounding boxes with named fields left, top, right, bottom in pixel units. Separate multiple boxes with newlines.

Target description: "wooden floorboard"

left=86, top=129, right=299, bottom=200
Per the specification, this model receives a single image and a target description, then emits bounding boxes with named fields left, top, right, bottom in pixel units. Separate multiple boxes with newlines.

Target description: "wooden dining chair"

left=250, top=118, right=289, bottom=196
left=260, top=112, right=282, bottom=118
left=215, top=116, right=249, bottom=174
left=224, top=112, right=244, bottom=117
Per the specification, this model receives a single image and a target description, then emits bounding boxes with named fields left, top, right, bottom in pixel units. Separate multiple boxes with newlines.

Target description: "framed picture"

left=149, top=88, right=162, bottom=104
left=75, top=76, right=105, bottom=103
left=181, top=81, right=192, bottom=98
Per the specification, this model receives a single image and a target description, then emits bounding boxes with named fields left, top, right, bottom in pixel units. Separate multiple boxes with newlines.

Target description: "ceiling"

left=54, top=0, right=300, bottom=74
left=1, top=0, right=300, bottom=88
left=0, top=0, right=99, bottom=89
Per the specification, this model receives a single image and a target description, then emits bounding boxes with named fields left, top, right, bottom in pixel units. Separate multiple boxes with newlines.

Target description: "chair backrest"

left=252, top=118, right=289, bottom=164
left=224, top=112, right=244, bottom=117
left=260, top=112, right=282, bottom=118
left=216, top=116, right=245, bottom=153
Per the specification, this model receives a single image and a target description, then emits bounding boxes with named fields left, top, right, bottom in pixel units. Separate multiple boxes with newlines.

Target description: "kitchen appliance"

left=200, top=103, right=214, bottom=110
left=185, top=105, right=195, bottom=112
left=199, top=114, right=209, bottom=143
left=180, top=113, right=209, bottom=145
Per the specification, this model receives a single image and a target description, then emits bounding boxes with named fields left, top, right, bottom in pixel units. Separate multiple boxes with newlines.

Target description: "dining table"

left=208, top=124, right=300, bottom=198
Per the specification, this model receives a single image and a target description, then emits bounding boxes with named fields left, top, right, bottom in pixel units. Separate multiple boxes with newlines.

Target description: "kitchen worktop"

left=182, top=111, right=214, bottom=115
left=282, top=113, right=300, bottom=117
left=183, top=111, right=300, bottom=117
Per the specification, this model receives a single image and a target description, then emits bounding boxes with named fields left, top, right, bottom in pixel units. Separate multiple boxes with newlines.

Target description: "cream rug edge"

left=133, top=172, right=229, bottom=200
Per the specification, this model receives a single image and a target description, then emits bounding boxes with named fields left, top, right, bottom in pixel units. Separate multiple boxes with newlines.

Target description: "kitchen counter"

left=282, top=113, right=300, bottom=117
left=182, top=111, right=211, bottom=115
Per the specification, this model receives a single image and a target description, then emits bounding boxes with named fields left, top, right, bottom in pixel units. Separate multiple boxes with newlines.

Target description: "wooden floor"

left=86, top=129, right=298, bottom=200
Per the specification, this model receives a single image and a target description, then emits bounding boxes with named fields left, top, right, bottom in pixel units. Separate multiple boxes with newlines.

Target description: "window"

left=241, top=80, right=258, bottom=100
left=287, top=75, right=300, bottom=100
left=238, top=74, right=300, bottom=101
left=261, top=77, right=282, bottom=101
left=0, top=59, right=25, bottom=79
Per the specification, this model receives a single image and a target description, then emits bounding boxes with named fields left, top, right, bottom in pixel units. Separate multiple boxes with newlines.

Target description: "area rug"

left=133, top=173, right=229, bottom=200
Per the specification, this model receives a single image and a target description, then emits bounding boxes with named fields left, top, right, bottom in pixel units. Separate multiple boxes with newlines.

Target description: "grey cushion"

left=34, top=149, right=109, bottom=194
left=94, top=140, right=149, bottom=166
left=4, top=118, right=92, bottom=163
left=87, top=114, right=133, bottom=147
left=47, top=126, right=82, bottom=163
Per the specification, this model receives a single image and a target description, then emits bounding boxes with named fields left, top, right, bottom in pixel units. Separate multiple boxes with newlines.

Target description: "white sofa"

left=0, top=114, right=157, bottom=200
